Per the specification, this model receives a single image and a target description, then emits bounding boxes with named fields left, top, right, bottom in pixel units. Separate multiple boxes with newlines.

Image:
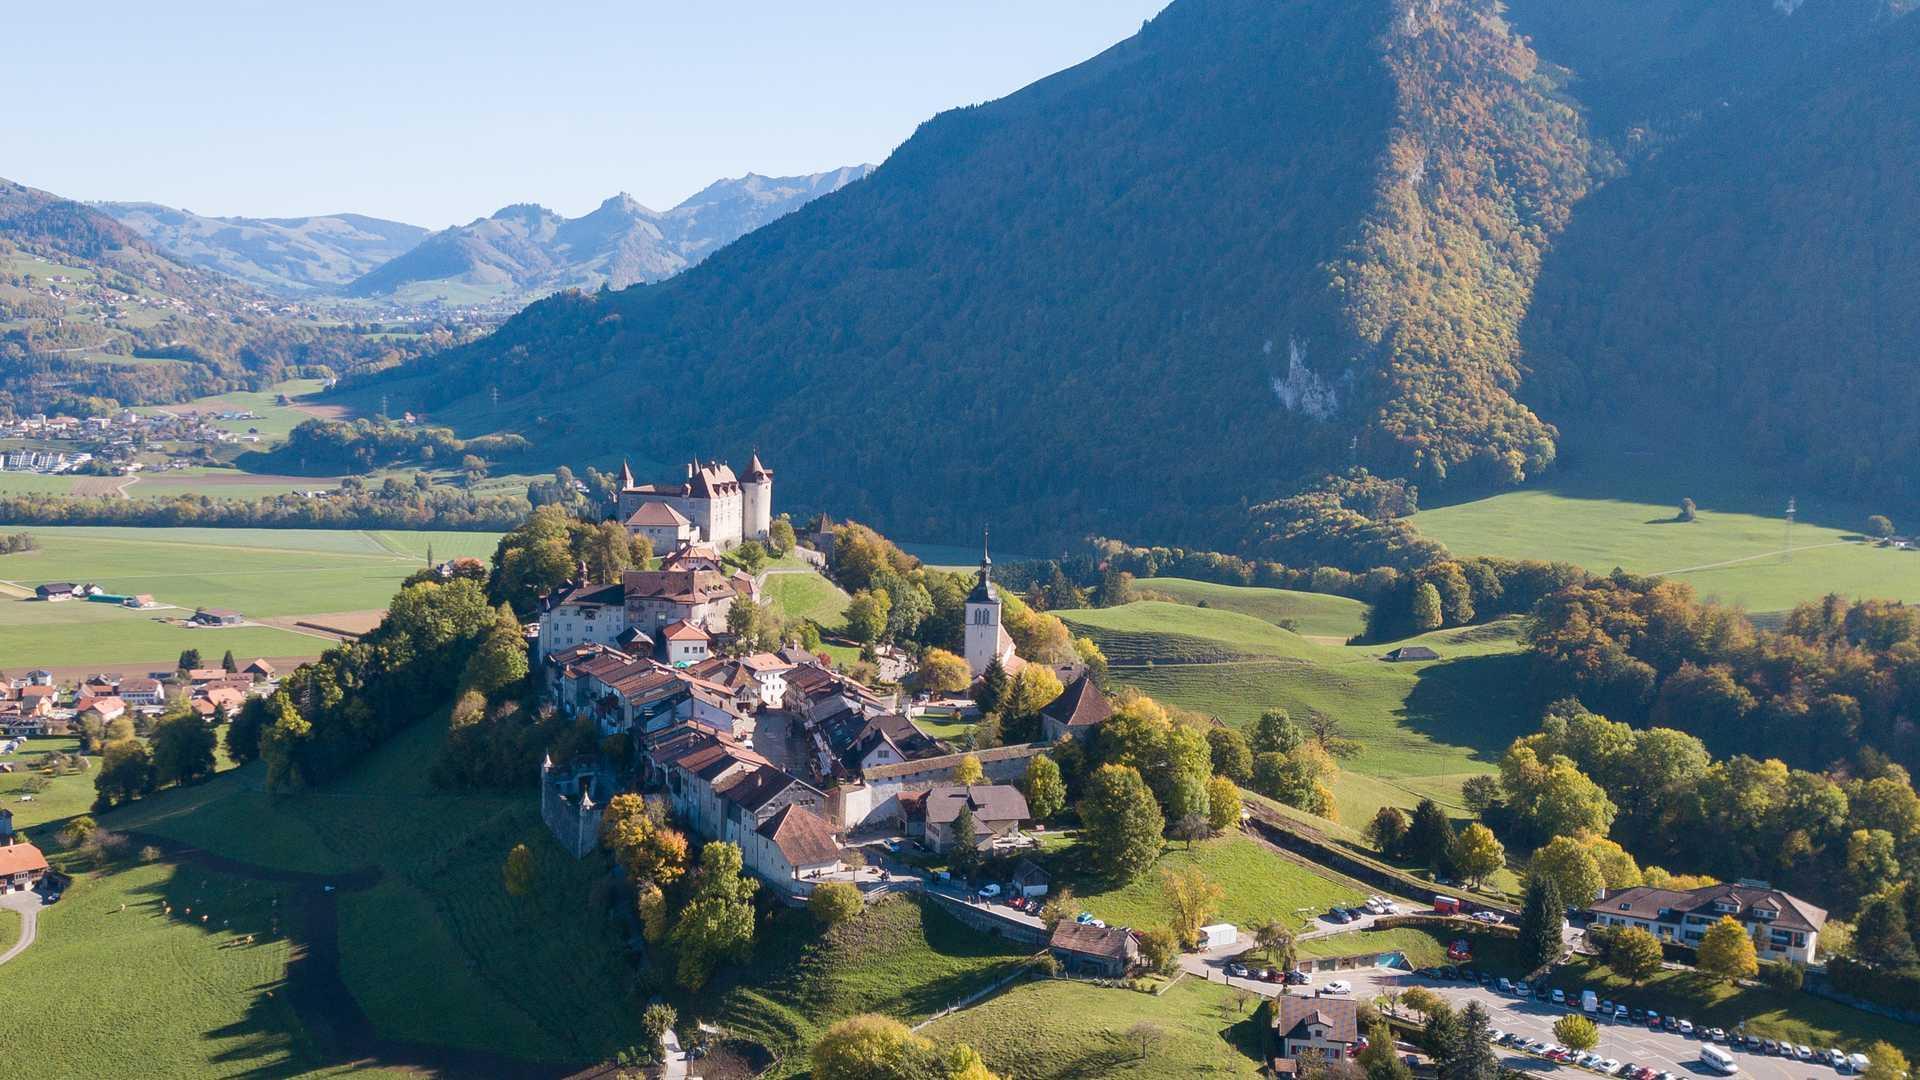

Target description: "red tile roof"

left=0, top=842, right=49, bottom=877
left=759, top=804, right=840, bottom=867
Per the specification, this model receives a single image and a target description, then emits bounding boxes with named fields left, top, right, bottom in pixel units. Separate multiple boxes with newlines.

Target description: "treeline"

left=0, top=530, right=35, bottom=553
left=227, top=577, right=532, bottom=790
left=0, top=484, right=528, bottom=531
left=1528, top=575, right=1920, bottom=777
left=1248, top=469, right=1446, bottom=572
left=266, top=418, right=532, bottom=475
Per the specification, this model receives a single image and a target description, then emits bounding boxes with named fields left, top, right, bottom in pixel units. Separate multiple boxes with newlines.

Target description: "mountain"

left=1518, top=5, right=1920, bottom=503
left=94, top=203, right=429, bottom=295
left=0, top=177, right=448, bottom=411
left=359, top=0, right=1592, bottom=546
left=344, top=166, right=874, bottom=305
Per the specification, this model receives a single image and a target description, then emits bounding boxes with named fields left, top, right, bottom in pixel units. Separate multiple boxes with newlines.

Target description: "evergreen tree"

left=976, top=656, right=1009, bottom=714
left=950, top=804, right=982, bottom=876
left=1517, top=874, right=1564, bottom=972
left=1444, top=1002, right=1500, bottom=1080
left=1405, top=798, right=1455, bottom=874
left=177, top=648, right=203, bottom=672
left=1852, top=891, right=1917, bottom=968
left=221, top=649, right=238, bottom=673
left=1423, top=1002, right=1463, bottom=1066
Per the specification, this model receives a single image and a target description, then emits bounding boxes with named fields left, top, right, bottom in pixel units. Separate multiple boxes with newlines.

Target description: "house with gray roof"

left=1585, top=880, right=1827, bottom=965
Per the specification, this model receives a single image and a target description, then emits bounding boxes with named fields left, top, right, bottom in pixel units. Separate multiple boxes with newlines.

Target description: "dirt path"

left=0, top=889, right=46, bottom=965
left=124, top=832, right=585, bottom=1079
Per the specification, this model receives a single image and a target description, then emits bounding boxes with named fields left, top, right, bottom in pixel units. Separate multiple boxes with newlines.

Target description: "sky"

left=4, top=1, right=1170, bottom=228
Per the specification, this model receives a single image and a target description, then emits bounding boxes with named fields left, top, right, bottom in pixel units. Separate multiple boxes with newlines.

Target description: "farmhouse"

left=1586, top=881, right=1827, bottom=965
left=1270, top=997, right=1361, bottom=1068
left=17, top=686, right=56, bottom=716
left=0, top=840, right=49, bottom=894
left=76, top=696, right=127, bottom=724
left=912, top=784, right=1030, bottom=853
left=35, top=582, right=77, bottom=601
left=242, top=658, right=277, bottom=681
left=1382, top=646, right=1439, bottom=662
left=1040, top=674, right=1113, bottom=743
left=191, top=607, right=244, bottom=626
left=1048, top=921, right=1138, bottom=977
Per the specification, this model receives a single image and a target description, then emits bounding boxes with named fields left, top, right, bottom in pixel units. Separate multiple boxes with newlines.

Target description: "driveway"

left=0, top=888, right=51, bottom=965
left=1329, top=966, right=1837, bottom=1080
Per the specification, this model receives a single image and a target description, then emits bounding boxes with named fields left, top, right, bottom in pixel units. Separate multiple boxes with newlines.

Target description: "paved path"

left=659, top=1027, right=688, bottom=1080
left=0, top=888, right=50, bottom=965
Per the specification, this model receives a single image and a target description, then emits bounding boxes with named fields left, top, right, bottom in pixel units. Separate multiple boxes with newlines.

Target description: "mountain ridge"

left=94, top=202, right=430, bottom=295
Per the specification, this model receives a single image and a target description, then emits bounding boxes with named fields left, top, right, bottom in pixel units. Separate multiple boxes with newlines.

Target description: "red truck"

left=1433, top=895, right=1462, bottom=915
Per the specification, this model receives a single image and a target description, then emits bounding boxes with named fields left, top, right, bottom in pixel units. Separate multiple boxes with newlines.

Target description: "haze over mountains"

left=344, top=166, right=874, bottom=305
left=93, top=204, right=429, bottom=295
left=361, top=0, right=1920, bottom=549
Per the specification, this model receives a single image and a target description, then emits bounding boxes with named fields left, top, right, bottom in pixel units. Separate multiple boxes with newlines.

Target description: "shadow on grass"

left=1396, top=651, right=1545, bottom=765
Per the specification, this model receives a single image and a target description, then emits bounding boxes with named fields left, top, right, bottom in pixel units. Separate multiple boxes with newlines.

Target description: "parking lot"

left=1333, top=967, right=1854, bottom=1080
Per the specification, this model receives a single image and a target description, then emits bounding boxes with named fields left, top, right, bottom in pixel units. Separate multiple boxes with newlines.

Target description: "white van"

left=1701, top=1045, right=1739, bottom=1075
left=1582, top=990, right=1599, bottom=1014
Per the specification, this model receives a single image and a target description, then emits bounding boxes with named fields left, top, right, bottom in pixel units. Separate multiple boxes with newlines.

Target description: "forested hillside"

left=1519, top=10, right=1920, bottom=502
left=356, top=0, right=1592, bottom=547
left=97, top=202, right=429, bottom=294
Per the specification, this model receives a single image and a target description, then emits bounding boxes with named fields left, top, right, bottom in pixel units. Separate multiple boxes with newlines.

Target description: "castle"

left=540, top=754, right=617, bottom=858
left=618, top=454, right=772, bottom=551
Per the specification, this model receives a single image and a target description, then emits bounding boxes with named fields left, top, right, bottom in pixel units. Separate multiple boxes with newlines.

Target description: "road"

left=1187, top=960, right=1846, bottom=1080
left=0, top=888, right=50, bottom=965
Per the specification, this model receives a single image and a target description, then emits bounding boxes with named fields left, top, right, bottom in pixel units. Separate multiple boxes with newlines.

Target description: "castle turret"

left=742, top=452, right=773, bottom=541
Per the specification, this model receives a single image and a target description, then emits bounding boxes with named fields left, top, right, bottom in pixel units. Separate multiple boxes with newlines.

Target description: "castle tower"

left=741, top=453, right=773, bottom=541
left=964, top=529, right=1014, bottom=677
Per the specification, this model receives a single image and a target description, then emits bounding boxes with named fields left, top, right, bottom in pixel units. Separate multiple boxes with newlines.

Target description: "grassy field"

left=0, top=855, right=408, bottom=1079
left=1541, top=957, right=1920, bottom=1059
left=2, top=736, right=100, bottom=840
left=925, top=976, right=1266, bottom=1078
left=1140, top=578, right=1370, bottom=641
left=1059, top=602, right=1538, bottom=826
left=1294, top=924, right=1523, bottom=971
left=717, top=895, right=1032, bottom=1075
left=1043, top=833, right=1366, bottom=933
left=765, top=569, right=851, bottom=626
left=0, top=526, right=500, bottom=667
left=1415, top=487, right=1920, bottom=614
left=0, top=906, right=17, bottom=953
left=139, top=378, right=337, bottom=441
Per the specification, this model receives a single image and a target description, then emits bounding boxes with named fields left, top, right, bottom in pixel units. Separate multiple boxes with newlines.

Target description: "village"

left=0, top=405, right=270, bottom=475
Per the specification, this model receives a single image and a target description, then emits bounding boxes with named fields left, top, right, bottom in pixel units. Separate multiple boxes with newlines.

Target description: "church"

left=964, top=537, right=1021, bottom=677
left=618, top=454, right=772, bottom=551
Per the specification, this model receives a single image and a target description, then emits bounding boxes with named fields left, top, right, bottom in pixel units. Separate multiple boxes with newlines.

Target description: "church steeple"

left=619, top=459, right=636, bottom=490
left=968, top=526, right=998, bottom=604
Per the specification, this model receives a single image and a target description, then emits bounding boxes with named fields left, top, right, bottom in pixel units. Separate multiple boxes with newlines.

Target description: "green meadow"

left=1139, top=577, right=1370, bottom=641
left=765, top=569, right=851, bottom=626
left=1041, top=832, right=1367, bottom=931
left=1415, top=486, right=1920, bottom=614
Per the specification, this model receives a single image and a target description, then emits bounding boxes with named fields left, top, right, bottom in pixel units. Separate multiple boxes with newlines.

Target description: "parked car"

left=977, top=883, right=1002, bottom=899
left=1286, top=969, right=1311, bottom=985
left=1471, top=910, right=1503, bottom=924
left=1759, top=1040, right=1777, bottom=1055
left=1631, top=1008, right=1647, bottom=1023
left=1225, top=962, right=1250, bottom=978
left=1075, top=911, right=1095, bottom=924
left=1490, top=1030, right=1506, bottom=1044
left=1707, top=1028, right=1727, bottom=1043
left=1849, top=1054, right=1871, bottom=1074
left=1256, top=968, right=1275, bottom=982
left=1663, top=1016, right=1679, bottom=1032
left=1826, top=1049, right=1848, bottom=1069
left=1678, top=1020, right=1695, bottom=1036
left=1795, top=1045, right=1815, bottom=1061
left=1536, top=984, right=1552, bottom=1001
left=1551, top=988, right=1567, bottom=1005
left=1322, top=980, right=1353, bottom=995
left=1614, top=1005, right=1630, bottom=1021
left=1497, top=977, right=1514, bottom=993
left=1596, top=1060, right=1620, bottom=1074
left=1647, top=1011, right=1662, bottom=1029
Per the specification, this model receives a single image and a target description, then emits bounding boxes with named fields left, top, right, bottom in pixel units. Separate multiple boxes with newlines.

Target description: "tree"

left=1400, top=986, right=1445, bottom=1019
left=1410, top=582, right=1444, bottom=632
left=1038, top=886, right=1077, bottom=929
left=1449, top=824, right=1504, bottom=889
left=150, top=711, right=216, bottom=787
left=769, top=515, right=797, bottom=555
left=1845, top=829, right=1903, bottom=898
left=259, top=690, right=312, bottom=792
left=462, top=602, right=531, bottom=697
left=1696, top=915, right=1759, bottom=982
left=93, top=738, right=155, bottom=809
left=1442, top=1001, right=1500, bottom=1080
left=1127, top=1020, right=1165, bottom=1061
left=954, top=753, right=986, bottom=786
left=636, top=883, right=669, bottom=943
left=1405, top=798, right=1455, bottom=874
left=1361, top=1019, right=1414, bottom=1080
left=221, top=649, right=238, bottom=673
left=1161, top=865, right=1224, bottom=947
left=640, top=1002, right=678, bottom=1064
left=1079, top=764, right=1164, bottom=882
left=1023, top=754, right=1066, bottom=821
left=1367, top=806, right=1410, bottom=856
left=1553, top=1014, right=1599, bottom=1053
left=1583, top=837, right=1642, bottom=889
left=1867, top=515, right=1895, bottom=539
left=1853, top=889, right=1918, bottom=967
left=502, top=843, right=535, bottom=897
left=810, top=1014, right=997, bottom=1080
left=975, top=656, right=1009, bottom=714
left=1207, top=726, right=1254, bottom=784
left=1609, top=926, right=1664, bottom=985
left=918, top=648, right=971, bottom=694
left=846, top=588, right=892, bottom=644
left=811, top=881, right=864, bottom=928
left=600, top=794, right=690, bottom=887
left=225, top=696, right=269, bottom=764
left=1528, top=835, right=1604, bottom=905
left=1254, top=919, right=1295, bottom=970
left=1136, top=926, right=1180, bottom=975
left=950, top=804, right=982, bottom=876
left=734, top=539, right=768, bottom=574
left=668, top=842, right=758, bottom=990
left=1517, top=875, right=1564, bottom=971
left=1006, top=665, right=1064, bottom=728
left=178, top=648, right=203, bottom=672
left=1252, top=709, right=1302, bottom=754
left=1206, top=777, right=1243, bottom=834
left=1460, top=775, right=1502, bottom=815
left=1863, top=1042, right=1910, bottom=1080
left=1422, top=1001, right=1463, bottom=1064
left=1171, top=811, right=1210, bottom=850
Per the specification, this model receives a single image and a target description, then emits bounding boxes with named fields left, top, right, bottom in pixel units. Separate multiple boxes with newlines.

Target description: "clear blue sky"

left=5, top=1, right=1169, bottom=228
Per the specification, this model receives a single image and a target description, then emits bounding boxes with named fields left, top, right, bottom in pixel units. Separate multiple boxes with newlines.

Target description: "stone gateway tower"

left=741, top=453, right=773, bottom=541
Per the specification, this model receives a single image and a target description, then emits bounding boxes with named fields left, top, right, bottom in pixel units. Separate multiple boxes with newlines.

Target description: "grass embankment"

left=1540, top=959, right=1920, bottom=1060
left=0, top=906, right=18, bottom=953
left=765, top=570, right=851, bottom=626
left=1415, top=484, right=1920, bottom=614
left=1059, top=602, right=1536, bottom=826
left=1041, top=833, right=1365, bottom=933
left=1141, top=577, right=1371, bottom=641
left=717, top=895, right=1031, bottom=1076
left=926, top=976, right=1267, bottom=1079
left=0, top=527, right=500, bottom=667
left=0, top=855, right=407, bottom=1079
left=107, top=719, right=640, bottom=1065
left=1294, top=924, right=1523, bottom=972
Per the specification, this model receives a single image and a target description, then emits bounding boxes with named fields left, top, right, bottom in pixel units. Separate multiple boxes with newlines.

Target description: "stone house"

left=1048, top=921, right=1138, bottom=977
left=912, top=784, right=1030, bottom=853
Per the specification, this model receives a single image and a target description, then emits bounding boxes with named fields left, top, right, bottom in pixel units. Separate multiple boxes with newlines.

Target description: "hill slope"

left=345, top=166, right=873, bottom=304
left=95, top=202, right=429, bottom=294
left=1518, top=9, right=1920, bottom=504
left=360, top=0, right=1593, bottom=547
